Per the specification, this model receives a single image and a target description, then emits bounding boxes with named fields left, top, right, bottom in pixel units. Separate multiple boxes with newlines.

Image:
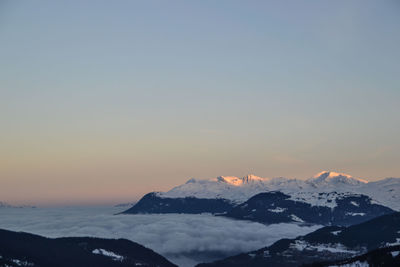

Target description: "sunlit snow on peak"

left=312, top=171, right=368, bottom=184
left=313, top=171, right=353, bottom=179
left=215, top=175, right=268, bottom=186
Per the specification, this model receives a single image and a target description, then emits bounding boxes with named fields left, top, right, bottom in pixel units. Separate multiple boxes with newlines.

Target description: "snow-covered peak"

left=309, top=171, right=368, bottom=185
left=313, top=171, right=353, bottom=179
left=157, top=172, right=400, bottom=210
left=215, top=174, right=268, bottom=186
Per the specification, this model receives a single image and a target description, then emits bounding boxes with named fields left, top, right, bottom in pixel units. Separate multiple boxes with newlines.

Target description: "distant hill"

left=0, top=228, right=177, bottom=267
left=0, top=201, right=35, bottom=209
left=114, top=202, right=137, bottom=208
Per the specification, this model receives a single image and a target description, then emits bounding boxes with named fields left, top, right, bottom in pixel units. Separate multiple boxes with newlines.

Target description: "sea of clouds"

left=0, top=206, right=321, bottom=266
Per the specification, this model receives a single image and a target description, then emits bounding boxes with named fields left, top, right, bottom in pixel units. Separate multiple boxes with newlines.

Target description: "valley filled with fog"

left=0, top=206, right=321, bottom=266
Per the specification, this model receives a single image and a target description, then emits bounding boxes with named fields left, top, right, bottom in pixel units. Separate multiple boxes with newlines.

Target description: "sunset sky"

left=1, top=1, right=400, bottom=205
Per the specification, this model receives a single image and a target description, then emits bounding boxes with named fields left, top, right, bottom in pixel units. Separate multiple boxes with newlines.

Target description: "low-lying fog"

left=0, top=206, right=321, bottom=266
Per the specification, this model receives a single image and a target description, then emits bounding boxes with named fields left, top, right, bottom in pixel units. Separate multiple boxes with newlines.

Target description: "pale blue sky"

left=1, top=1, right=400, bottom=205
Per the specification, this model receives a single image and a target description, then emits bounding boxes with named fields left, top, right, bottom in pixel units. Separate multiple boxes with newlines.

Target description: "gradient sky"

left=1, top=1, right=400, bottom=206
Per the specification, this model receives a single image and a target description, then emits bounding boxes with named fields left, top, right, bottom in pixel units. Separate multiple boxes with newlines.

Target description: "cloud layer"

left=0, top=206, right=321, bottom=266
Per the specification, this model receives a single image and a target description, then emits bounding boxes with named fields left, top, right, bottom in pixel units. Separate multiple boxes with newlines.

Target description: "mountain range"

left=156, top=171, right=400, bottom=210
left=122, top=171, right=400, bottom=226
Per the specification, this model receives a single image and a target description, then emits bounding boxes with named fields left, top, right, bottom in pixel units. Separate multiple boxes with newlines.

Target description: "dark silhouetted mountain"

left=0, top=228, right=177, bottom=267
left=121, top=192, right=235, bottom=214
left=197, top=212, right=400, bottom=267
left=221, top=191, right=394, bottom=226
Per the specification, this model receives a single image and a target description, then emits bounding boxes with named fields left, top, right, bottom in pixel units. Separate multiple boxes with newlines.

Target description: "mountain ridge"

left=0, top=228, right=177, bottom=267
left=157, top=171, right=400, bottom=210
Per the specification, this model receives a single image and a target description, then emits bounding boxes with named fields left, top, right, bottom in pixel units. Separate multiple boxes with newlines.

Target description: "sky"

left=1, top=0, right=400, bottom=205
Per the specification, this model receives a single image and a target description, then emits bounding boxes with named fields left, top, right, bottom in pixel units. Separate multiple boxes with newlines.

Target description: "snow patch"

left=288, top=191, right=343, bottom=209
left=350, top=201, right=359, bottom=207
left=92, top=249, right=124, bottom=261
left=268, top=207, right=286, bottom=213
left=391, top=251, right=400, bottom=257
left=9, top=259, right=34, bottom=266
left=263, top=250, right=270, bottom=257
left=329, top=261, right=369, bottom=267
left=331, top=230, right=342, bottom=236
left=386, top=238, right=400, bottom=247
left=291, top=240, right=358, bottom=254
left=345, top=212, right=365, bottom=216
left=290, top=214, right=304, bottom=223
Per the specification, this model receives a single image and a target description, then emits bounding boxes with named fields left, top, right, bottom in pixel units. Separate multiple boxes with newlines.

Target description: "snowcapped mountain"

left=122, top=171, right=400, bottom=224
left=308, top=171, right=368, bottom=186
left=159, top=174, right=300, bottom=204
left=157, top=171, right=400, bottom=210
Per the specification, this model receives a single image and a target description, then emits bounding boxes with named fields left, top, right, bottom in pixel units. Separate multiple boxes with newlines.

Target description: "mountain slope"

left=221, top=191, right=394, bottom=226
left=196, top=212, right=400, bottom=267
left=0, top=228, right=177, bottom=267
left=306, top=245, right=400, bottom=267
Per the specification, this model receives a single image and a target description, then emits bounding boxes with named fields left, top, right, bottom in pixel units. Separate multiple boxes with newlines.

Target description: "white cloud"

left=0, top=206, right=321, bottom=266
